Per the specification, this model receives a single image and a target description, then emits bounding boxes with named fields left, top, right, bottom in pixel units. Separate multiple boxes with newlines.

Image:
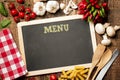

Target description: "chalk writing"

left=44, top=24, right=69, bottom=34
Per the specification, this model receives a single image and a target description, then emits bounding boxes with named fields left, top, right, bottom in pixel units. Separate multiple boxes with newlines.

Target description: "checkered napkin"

left=0, top=29, right=27, bottom=80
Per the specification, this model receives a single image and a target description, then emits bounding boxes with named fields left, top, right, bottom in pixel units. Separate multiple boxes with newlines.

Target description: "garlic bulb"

left=46, top=1, right=59, bottom=13
left=33, top=2, right=46, bottom=16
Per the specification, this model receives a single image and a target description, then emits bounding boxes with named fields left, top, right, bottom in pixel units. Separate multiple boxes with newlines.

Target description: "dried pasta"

left=59, top=66, right=89, bottom=80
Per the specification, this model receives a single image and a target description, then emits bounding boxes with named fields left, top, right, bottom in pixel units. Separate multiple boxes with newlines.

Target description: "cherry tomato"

left=30, top=12, right=36, bottom=19
left=11, top=9, right=19, bottom=16
left=8, top=3, right=15, bottom=10
left=25, top=8, right=32, bottom=14
left=14, top=16, right=20, bottom=23
left=17, top=6, right=25, bottom=12
left=17, top=0, right=24, bottom=4
left=102, top=2, right=108, bottom=8
left=78, top=1, right=88, bottom=10
left=24, top=14, right=31, bottom=21
left=19, top=12, right=25, bottom=19
left=50, top=74, right=57, bottom=80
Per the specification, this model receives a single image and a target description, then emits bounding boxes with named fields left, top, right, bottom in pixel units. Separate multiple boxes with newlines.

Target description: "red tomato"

left=50, top=74, right=57, bottom=80
left=18, top=6, right=25, bottom=12
left=19, top=12, right=25, bottom=19
left=30, top=12, right=36, bottom=19
left=17, top=0, right=24, bottom=4
left=102, top=2, right=108, bottom=8
left=24, top=14, right=31, bottom=21
left=25, top=8, right=32, bottom=14
left=14, top=16, right=20, bottom=23
left=8, top=3, right=15, bottom=10
left=11, top=9, right=19, bottom=16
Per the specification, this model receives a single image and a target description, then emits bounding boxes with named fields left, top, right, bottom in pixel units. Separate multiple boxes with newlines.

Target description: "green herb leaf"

left=0, top=19, right=11, bottom=28
left=0, top=2, right=8, bottom=17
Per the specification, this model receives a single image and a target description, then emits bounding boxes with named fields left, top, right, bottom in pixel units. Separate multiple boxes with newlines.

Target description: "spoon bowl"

left=86, top=44, right=106, bottom=80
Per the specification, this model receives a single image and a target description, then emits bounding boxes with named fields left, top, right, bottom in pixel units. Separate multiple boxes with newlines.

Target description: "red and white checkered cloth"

left=0, top=29, right=27, bottom=80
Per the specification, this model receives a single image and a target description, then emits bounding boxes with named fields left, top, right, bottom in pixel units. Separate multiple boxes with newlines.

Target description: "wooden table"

left=0, top=0, right=120, bottom=80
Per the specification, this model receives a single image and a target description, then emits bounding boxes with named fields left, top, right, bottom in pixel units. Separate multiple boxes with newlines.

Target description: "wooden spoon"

left=86, top=44, right=106, bottom=80
left=91, top=48, right=112, bottom=80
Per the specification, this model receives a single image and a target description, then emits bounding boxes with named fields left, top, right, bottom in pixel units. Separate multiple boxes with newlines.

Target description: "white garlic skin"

left=60, top=3, right=65, bottom=10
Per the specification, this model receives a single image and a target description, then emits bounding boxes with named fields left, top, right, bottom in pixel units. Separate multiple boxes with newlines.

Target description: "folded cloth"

left=0, top=29, right=27, bottom=80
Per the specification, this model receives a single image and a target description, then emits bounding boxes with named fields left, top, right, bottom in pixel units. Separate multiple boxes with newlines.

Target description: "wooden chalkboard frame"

left=17, top=15, right=97, bottom=76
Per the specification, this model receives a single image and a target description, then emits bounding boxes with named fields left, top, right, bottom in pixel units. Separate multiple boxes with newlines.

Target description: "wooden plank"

left=0, top=0, right=120, bottom=80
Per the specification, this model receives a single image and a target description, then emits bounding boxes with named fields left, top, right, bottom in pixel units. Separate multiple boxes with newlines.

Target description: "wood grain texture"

left=0, top=0, right=120, bottom=80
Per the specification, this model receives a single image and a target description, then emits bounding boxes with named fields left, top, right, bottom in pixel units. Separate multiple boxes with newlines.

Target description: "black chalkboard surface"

left=17, top=15, right=96, bottom=76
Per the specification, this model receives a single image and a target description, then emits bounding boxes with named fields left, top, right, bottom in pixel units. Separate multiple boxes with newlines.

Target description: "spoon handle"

left=86, top=65, right=96, bottom=80
left=91, top=67, right=101, bottom=80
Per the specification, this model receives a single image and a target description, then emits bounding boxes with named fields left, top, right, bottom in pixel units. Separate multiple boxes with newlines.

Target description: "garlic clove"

left=63, top=0, right=74, bottom=15
left=95, top=23, right=105, bottom=35
left=63, top=7, right=72, bottom=14
left=60, top=3, right=66, bottom=10
left=70, top=0, right=77, bottom=9
left=106, top=26, right=116, bottom=37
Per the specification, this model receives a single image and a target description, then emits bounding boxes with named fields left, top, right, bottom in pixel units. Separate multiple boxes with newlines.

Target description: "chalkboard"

left=17, top=15, right=96, bottom=76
